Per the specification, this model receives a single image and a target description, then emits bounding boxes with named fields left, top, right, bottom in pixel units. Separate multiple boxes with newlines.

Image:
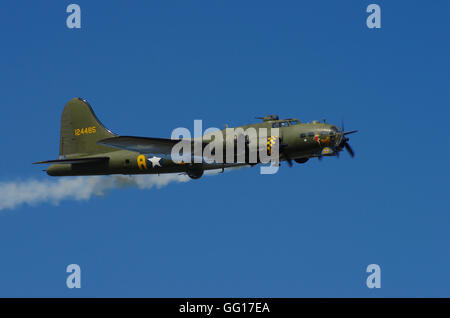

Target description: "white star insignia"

left=147, top=156, right=162, bottom=168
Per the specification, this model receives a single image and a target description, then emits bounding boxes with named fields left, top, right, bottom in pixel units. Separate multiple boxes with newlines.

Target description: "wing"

left=97, top=136, right=204, bottom=159
left=98, top=136, right=178, bottom=154
left=97, top=136, right=264, bottom=163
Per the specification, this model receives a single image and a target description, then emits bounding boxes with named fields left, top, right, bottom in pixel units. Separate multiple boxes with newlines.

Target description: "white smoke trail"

left=0, top=166, right=249, bottom=211
left=0, top=174, right=189, bottom=211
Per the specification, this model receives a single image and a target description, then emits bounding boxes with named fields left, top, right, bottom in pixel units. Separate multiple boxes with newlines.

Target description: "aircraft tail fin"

left=59, top=98, right=118, bottom=157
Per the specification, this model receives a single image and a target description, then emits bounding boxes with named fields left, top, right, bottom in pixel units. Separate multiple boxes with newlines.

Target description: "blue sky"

left=0, top=0, right=449, bottom=297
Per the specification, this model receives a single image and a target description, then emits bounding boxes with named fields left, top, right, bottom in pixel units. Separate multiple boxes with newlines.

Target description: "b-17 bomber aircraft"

left=34, top=98, right=357, bottom=179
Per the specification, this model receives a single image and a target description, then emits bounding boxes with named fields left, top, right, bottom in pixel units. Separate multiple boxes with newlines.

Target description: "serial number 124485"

left=74, top=126, right=96, bottom=136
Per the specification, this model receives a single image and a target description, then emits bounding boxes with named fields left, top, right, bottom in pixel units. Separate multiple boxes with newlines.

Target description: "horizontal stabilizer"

left=33, top=157, right=109, bottom=165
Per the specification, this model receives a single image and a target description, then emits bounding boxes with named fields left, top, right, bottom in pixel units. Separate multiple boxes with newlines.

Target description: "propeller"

left=284, top=155, right=292, bottom=168
left=343, top=130, right=358, bottom=136
left=343, top=139, right=355, bottom=157
left=339, top=120, right=356, bottom=158
left=339, top=135, right=356, bottom=158
left=285, top=155, right=293, bottom=167
left=279, top=142, right=293, bottom=167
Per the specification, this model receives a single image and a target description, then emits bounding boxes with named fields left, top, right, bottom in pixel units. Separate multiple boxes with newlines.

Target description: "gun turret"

left=255, top=115, right=279, bottom=122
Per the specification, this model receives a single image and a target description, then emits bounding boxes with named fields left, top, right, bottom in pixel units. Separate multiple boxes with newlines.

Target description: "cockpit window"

left=307, top=132, right=314, bottom=137
left=279, top=121, right=289, bottom=127
left=331, top=126, right=340, bottom=132
left=272, top=122, right=279, bottom=128
left=289, top=120, right=300, bottom=125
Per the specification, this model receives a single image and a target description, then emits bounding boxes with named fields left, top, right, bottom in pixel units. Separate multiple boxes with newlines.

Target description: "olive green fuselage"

left=47, top=119, right=342, bottom=176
